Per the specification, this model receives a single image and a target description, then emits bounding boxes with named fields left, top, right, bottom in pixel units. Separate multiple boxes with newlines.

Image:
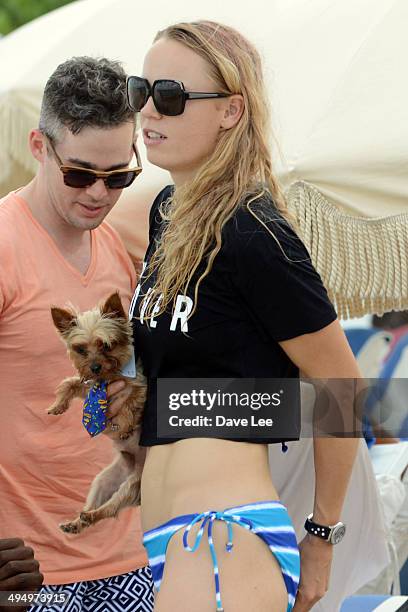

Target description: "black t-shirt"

left=131, top=185, right=338, bottom=446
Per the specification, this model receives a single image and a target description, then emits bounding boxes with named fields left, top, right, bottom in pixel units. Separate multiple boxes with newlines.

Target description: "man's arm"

left=0, top=539, right=44, bottom=612
left=279, top=319, right=361, bottom=611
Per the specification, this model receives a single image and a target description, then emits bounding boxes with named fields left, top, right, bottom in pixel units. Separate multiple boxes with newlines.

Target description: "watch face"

left=331, top=524, right=346, bottom=544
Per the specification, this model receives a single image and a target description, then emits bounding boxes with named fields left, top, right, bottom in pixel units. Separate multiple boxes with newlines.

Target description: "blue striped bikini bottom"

left=143, top=500, right=300, bottom=611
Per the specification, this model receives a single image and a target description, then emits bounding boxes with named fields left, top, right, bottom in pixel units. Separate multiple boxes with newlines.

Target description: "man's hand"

left=292, top=534, right=333, bottom=611
left=0, top=539, right=43, bottom=611
left=106, top=380, right=131, bottom=419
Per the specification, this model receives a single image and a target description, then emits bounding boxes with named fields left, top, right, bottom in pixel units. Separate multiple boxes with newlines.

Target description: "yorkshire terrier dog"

left=48, top=292, right=146, bottom=535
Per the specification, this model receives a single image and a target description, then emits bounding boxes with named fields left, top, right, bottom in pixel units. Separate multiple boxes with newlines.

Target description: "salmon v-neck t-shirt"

left=0, top=192, right=147, bottom=584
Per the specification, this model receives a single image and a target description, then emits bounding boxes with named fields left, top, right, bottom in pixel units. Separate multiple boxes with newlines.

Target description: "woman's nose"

left=140, top=95, right=162, bottom=119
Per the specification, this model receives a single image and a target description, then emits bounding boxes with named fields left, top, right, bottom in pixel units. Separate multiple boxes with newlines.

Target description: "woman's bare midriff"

left=141, top=438, right=280, bottom=531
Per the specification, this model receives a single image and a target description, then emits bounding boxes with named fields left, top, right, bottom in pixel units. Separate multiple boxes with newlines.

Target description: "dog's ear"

left=51, top=307, right=76, bottom=336
left=101, top=292, right=126, bottom=319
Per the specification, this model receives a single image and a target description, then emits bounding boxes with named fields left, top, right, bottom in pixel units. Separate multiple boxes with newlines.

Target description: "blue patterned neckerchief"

left=82, top=380, right=108, bottom=437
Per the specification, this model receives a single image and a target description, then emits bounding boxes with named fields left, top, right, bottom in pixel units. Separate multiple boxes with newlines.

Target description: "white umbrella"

left=0, top=0, right=407, bottom=318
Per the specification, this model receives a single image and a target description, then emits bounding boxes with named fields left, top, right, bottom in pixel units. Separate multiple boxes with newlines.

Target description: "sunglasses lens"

left=154, top=80, right=184, bottom=116
left=127, top=77, right=149, bottom=112
left=63, top=169, right=139, bottom=190
left=63, top=170, right=95, bottom=188
left=106, top=171, right=138, bottom=189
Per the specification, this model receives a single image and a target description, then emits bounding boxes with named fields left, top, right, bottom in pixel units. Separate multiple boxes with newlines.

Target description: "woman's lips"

left=143, top=128, right=167, bottom=146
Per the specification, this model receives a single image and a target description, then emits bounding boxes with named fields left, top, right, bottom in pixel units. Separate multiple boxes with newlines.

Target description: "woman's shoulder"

left=224, top=191, right=308, bottom=259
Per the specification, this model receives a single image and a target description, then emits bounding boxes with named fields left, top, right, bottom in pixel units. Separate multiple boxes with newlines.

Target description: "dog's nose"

left=90, top=363, right=102, bottom=375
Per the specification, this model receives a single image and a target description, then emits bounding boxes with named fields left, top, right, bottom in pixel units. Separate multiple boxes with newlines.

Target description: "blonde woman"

left=109, top=21, right=361, bottom=612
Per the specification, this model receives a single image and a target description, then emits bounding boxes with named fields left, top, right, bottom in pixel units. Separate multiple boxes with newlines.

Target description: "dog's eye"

left=74, top=346, right=87, bottom=356
left=102, top=342, right=110, bottom=351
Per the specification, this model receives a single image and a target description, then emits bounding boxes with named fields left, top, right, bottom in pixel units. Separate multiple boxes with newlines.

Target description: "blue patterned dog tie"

left=82, top=380, right=108, bottom=437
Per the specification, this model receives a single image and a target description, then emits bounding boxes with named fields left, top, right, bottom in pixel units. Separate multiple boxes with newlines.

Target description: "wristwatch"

left=304, top=513, right=346, bottom=544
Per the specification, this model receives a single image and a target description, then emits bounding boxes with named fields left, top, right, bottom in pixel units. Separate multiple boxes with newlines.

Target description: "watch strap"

left=304, top=514, right=331, bottom=541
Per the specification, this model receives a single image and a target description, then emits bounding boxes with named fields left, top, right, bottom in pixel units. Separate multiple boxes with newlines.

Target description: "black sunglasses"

left=127, top=76, right=229, bottom=117
left=47, top=138, right=143, bottom=189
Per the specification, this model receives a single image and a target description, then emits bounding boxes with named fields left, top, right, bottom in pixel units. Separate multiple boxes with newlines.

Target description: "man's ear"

left=220, top=94, right=245, bottom=130
left=51, top=307, right=76, bottom=336
left=29, top=129, right=47, bottom=164
left=101, top=292, right=126, bottom=319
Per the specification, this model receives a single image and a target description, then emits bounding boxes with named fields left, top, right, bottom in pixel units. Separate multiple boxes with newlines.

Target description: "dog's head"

left=51, top=292, right=133, bottom=381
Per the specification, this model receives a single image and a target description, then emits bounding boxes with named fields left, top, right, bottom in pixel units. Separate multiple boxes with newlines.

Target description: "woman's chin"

left=145, top=150, right=172, bottom=171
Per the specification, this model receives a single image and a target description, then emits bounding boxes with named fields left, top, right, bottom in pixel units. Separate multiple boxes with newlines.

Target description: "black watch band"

left=304, top=514, right=331, bottom=540
left=304, top=513, right=346, bottom=544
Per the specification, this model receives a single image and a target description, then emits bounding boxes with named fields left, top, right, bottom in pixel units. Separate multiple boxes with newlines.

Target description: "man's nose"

left=90, top=362, right=102, bottom=375
left=85, top=178, right=109, bottom=200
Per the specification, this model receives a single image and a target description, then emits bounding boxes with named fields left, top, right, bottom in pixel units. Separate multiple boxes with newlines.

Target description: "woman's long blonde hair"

left=142, top=20, right=295, bottom=320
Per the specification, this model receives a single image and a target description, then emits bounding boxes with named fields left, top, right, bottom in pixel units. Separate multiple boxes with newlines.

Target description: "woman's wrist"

left=304, top=532, right=335, bottom=549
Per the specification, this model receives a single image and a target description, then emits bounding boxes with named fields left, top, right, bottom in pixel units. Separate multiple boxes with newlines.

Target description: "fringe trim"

left=286, top=181, right=408, bottom=319
left=0, top=89, right=41, bottom=176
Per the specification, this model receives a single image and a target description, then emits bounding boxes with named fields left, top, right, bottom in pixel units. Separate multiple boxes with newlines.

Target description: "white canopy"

left=1, top=0, right=407, bottom=317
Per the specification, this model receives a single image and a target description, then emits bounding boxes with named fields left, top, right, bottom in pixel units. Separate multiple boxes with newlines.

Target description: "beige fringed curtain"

left=286, top=181, right=408, bottom=320
left=0, top=89, right=41, bottom=178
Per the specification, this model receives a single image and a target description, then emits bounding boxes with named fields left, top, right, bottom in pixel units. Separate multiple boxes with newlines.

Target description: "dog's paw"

left=48, top=404, right=68, bottom=415
left=59, top=518, right=84, bottom=534
left=109, top=421, right=120, bottom=431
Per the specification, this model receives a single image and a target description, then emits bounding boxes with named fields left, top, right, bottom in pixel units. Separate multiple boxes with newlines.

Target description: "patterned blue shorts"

left=27, top=566, right=153, bottom=612
left=143, top=500, right=300, bottom=611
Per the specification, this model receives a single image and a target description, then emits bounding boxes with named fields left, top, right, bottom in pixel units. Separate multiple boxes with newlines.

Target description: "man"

left=0, top=57, right=153, bottom=611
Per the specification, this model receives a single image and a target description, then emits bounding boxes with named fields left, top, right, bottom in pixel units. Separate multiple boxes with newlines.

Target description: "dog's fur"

left=48, top=292, right=146, bottom=534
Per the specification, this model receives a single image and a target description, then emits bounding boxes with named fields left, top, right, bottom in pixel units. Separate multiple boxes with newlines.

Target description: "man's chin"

left=69, top=209, right=110, bottom=230
left=84, top=219, right=105, bottom=230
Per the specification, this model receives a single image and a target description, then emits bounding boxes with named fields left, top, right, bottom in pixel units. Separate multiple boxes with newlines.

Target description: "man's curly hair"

left=39, top=56, right=135, bottom=141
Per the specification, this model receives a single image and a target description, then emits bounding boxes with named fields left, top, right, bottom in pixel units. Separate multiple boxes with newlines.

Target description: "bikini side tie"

left=183, top=510, right=253, bottom=612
